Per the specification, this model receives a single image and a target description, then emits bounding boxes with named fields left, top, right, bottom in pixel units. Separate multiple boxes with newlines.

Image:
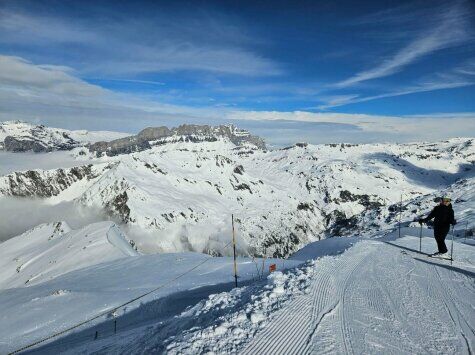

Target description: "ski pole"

left=231, top=214, right=238, bottom=288
left=450, top=225, right=455, bottom=264
left=419, top=223, right=422, bottom=253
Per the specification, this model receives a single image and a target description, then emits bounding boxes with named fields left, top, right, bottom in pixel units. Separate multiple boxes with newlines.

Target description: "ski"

left=427, top=254, right=453, bottom=262
left=399, top=249, right=474, bottom=268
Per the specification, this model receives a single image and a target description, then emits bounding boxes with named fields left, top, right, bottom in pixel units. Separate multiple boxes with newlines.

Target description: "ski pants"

left=434, top=225, right=450, bottom=253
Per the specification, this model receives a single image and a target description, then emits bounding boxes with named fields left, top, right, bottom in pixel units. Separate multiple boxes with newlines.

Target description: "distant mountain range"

left=0, top=121, right=474, bottom=258
left=0, top=120, right=265, bottom=154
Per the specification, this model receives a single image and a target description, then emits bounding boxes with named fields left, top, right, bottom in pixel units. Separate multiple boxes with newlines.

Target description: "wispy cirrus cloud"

left=0, top=7, right=281, bottom=77
left=90, top=78, right=166, bottom=86
left=319, top=60, right=475, bottom=109
left=334, top=1, right=474, bottom=88
left=0, top=55, right=222, bottom=128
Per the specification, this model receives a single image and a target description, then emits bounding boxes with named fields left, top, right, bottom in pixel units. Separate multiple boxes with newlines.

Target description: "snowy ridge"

left=0, top=233, right=300, bottom=353
left=0, top=162, right=113, bottom=197
left=1, top=124, right=474, bottom=353
left=107, top=223, right=140, bottom=256
left=0, top=221, right=138, bottom=289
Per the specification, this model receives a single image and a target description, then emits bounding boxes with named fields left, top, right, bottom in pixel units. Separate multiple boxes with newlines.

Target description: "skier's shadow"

left=413, top=258, right=475, bottom=279
left=385, top=241, right=475, bottom=279
left=384, top=241, right=429, bottom=256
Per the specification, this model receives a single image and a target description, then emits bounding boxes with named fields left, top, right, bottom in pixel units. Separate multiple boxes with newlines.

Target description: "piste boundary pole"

left=398, top=194, right=402, bottom=239
left=419, top=224, right=422, bottom=253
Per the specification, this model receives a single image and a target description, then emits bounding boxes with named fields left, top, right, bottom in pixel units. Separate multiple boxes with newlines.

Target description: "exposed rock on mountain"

left=0, top=163, right=113, bottom=197
left=89, top=124, right=266, bottom=156
left=0, top=121, right=129, bottom=152
left=0, top=121, right=79, bottom=152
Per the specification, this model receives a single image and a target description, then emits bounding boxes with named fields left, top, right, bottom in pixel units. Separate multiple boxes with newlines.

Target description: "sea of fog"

left=0, top=151, right=96, bottom=175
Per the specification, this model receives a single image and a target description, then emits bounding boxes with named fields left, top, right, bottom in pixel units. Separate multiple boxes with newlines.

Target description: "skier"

left=419, top=196, right=456, bottom=258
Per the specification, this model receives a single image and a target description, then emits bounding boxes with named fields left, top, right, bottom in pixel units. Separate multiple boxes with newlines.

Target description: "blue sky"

left=0, top=0, right=474, bottom=145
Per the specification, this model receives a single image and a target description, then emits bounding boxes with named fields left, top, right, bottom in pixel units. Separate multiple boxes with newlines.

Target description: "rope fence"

left=9, top=256, right=213, bottom=354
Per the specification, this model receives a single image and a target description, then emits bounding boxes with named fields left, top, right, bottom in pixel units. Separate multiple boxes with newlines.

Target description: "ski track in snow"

left=243, top=237, right=475, bottom=355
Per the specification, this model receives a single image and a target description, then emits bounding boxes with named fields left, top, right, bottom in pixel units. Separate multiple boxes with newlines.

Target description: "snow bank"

left=289, top=236, right=359, bottom=261
left=164, top=262, right=319, bottom=354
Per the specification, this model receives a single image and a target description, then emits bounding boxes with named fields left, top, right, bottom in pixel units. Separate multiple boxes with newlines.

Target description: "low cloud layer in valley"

left=0, top=197, right=111, bottom=243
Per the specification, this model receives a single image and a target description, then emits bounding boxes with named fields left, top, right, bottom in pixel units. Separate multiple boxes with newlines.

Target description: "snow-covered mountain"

left=0, top=120, right=128, bottom=152
left=0, top=219, right=301, bottom=353
left=0, top=121, right=473, bottom=258
left=89, top=124, right=266, bottom=157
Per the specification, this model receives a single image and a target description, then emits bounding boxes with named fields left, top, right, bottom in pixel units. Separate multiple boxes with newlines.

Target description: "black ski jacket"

left=422, top=204, right=456, bottom=228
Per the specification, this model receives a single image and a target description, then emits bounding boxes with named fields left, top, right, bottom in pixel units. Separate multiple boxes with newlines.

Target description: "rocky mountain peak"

left=89, top=124, right=266, bottom=156
left=0, top=121, right=79, bottom=152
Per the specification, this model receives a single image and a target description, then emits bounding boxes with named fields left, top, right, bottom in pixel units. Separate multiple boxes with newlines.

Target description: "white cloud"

left=1, top=55, right=474, bottom=145
left=225, top=110, right=475, bottom=140
left=0, top=55, right=224, bottom=130
left=0, top=56, right=104, bottom=97
left=334, top=2, right=473, bottom=88
left=320, top=60, right=475, bottom=109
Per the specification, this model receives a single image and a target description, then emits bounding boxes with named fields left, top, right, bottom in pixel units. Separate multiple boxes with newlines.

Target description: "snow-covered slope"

left=0, top=221, right=138, bottom=289
left=1, top=128, right=473, bottom=257
left=1, top=122, right=473, bottom=353
left=0, top=121, right=128, bottom=152
left=3, top=227, right=473, bottom=354
left=0, top=223, right=300, bottom=353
